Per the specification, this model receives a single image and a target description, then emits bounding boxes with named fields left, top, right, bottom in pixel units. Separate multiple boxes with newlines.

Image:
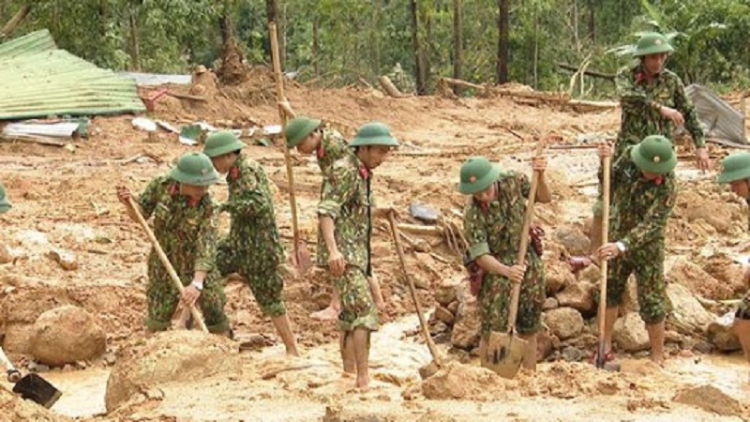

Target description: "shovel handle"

left=506, top=142, right=546, bottom=332
left=126, top=197, right=209, bottom=333
left=596, top=155, right=612, bottom=367
left=388, top=214, right=441, bottom=367
left=0, top=346, right=21, bottom=382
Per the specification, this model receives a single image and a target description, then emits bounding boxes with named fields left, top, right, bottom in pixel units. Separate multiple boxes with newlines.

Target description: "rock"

left=665, top=257, right=729, bottom=300
left=429, top=321, right=449, bottom=335
left=447, top=300, right=459, bottom=315
left=536, top=330, right=556, bottom=361
left=434, top=306, right=455, bottom=326
left=421, top=362, right=502, bottom=400
left=692, top=340, right=714, bottom=354
left=556, top=282, right=595, bottom=315
left=545, top=263, right=575, bottom=295
left=434, top=277, right=461, bottom=307
left=311, top=291, right=331, bottom=310
left=613, top=312, right=649, bottom=352
left=47, top=248, right=78, bottom=271
left=560, top=346, right=585, bottom=362
left=30, top=305, right=106, bottom=367
left=542, top=297, right=559, bottom=311
left=450, top=298, right=480, bottom=350
left=543, top=307, right=583, bottom=340
left=666, top=283, right=712, bottom=335
left=686, top=201, right=733, bottom=234
left=0, top=243, right=12, bottom=264
left=553, top=225, right=590, bottom=256
left=674, top=385, right=744, bottom=417
left=0, top=386, right=71, bottom=422
left=579, top=265, right=600, bottom=284
left=105, top=331, right=237, bottom=412
left=707, top=311, right=741, bottom=352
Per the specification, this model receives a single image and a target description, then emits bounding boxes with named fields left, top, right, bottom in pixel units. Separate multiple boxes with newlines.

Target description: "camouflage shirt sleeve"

left=318, top=160, right=356, bottom=219
left=194, top=201, right=218, bottom=272
left=620, top=178, right=676, bottom=251
left=672, top=76, right=706, bottom=148
left=220, top=167, right=273, bottom=218
left=463, top=202, right=489, bottom=260
left=137, top=176, right=164, bottom=220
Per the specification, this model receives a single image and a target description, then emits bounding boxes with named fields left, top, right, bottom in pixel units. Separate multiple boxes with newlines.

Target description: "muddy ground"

left=0, top=75, right=749, bottom=421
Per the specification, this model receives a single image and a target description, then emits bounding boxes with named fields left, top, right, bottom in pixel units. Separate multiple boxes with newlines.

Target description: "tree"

left=496, top=0, right=509, bottom=84
left=453, top=0, right=463, bottom=94
left=410, top=0, right=428, bottom=94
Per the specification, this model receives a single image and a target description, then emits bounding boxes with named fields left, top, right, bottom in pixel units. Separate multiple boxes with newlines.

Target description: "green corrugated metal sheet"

left=0, top=30, right=145, bottom=120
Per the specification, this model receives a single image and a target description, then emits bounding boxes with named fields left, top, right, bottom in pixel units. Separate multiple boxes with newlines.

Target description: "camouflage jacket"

left=138, top=175, right=217, bottom=276
left=317, top=129, right=352, bottom=175
left=317, top=154, right=373, bottom=274
left=464, top=171, right=533, bottom=265
left=616, top=61, right=705, bottom=148
left=221, top=155, right=283, bottom=270
left=608, top=148, right=677, bottom=251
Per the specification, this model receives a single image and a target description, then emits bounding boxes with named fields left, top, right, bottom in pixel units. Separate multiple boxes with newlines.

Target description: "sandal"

left=590, top=350, right=616, bottom=365
left=567, top=255, right=594, bottom=275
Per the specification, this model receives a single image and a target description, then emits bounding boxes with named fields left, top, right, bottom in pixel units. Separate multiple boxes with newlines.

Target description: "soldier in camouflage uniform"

left=116, top=152, right=230, bottom=335
left=715, top=152, right=750, bottom=382
left=203, top=131, right=299, bottom=356
left=284, top=116, right=354, bottom=320
left=318, top=122, right=398, bottom=390
left=571, top=32, right=710, bottom=270
left=0, top=183, right=11, bottom=214
left=596, top=135, right=677, bottom=365
left=459, top=155, right=551, bottom=371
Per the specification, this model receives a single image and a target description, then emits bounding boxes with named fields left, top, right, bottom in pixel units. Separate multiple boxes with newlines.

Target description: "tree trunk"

left=128, top=8, right=141, bottom=71
left=0, top=4, right=30, bottom=38
left=452, top=0, right=463, bottom=95
left=587, top=0, right=595, bottom=42
left=410, top=0, right=427, bottom=95
left=312, top=16, right=320, bottom=76
left=496, top=0, right=509, bottom=84
left=533, top=5, right=538, bottom=89
left=266, top=0, right=284, bottom=69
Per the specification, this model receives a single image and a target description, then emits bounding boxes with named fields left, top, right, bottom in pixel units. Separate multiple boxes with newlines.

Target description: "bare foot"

left=310, top=306, right=339, bottom=321
left=355, top=376, right=370, bottom=391
left=341, top=371, right=355, bottom=379
left=649, top=355, right=665, bottom=367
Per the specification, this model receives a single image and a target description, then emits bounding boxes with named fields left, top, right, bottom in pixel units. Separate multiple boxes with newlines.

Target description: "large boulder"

left=556, top=281, right=596, bottom=315
left=553, top=225, right=590, bottom=256
left=707, top=311, right=741, bottom=352
left=30, top=305, right=106, bottom=367
left=665, top=257, right=731, bottom=300
left=613, top=312, right=649, bottom=352
left=105, top=330, right=238, bottom=412
left=450, top=297, right=480, bottom=350
left=434, top=276, right=462, bottom=307
left=666, top=283, right=713, bottom=335
left=545, top=263, right=575, bottom=295
left=543, top=307, right=583, bottom=340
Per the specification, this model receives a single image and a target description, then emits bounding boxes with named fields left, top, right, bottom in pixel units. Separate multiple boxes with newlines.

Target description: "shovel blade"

left=291, top=241, right=312, bottom=274
left=12, top=373, right=62, bottom=409
left=480, top=331, right=528, bottom=379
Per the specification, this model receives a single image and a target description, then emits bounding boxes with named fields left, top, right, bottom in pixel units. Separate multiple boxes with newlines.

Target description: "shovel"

left=126, top=197, right=209, bottom=333
left=0, top=346, right=61, bottom=408
left=594, top=155, right=621, bottom=371
left=269, top=22, right=311, bottom=274
left=388, top=214, right=442, bottom=378
left=481, top=142, right=546, bottom=379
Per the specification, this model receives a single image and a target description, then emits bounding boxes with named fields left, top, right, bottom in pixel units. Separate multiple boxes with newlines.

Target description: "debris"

left=156, top=120, right=179, bottom=134
left=30, top=305, right=106, bottom=367
left=686, top=84, right=747, bottom=146
left=0, top=30, right=145, bottom=120
left=131, top=117, right=157, bottom=132
left=450, top=297, right=480, bottom=350
left=410, top=203, right=440, bottom=223
left=262, top=125, right=282, bottom=136
left=47, top=248, right=78, bottom=271
left=674, top=385, right=744, bottom=417
left=120, top=72, right=191, bottom=86
left=3, top=121, right=85, bottom=139
left=421, top=361, right=502, bottom=400
left=179, top=121, right=216, bottom=145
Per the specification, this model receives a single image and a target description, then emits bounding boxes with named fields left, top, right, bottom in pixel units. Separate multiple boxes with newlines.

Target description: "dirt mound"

left=421, top=361, right=503, bottom=400
left=701, top=253, right=746, bottom=299
left=674, top=385, right=745, bottom=417
left=0, top=385, right=71, bottom=422
left=104, top=330, right=238, bottom=412
left=513, top=362, right=631, bottom=398
left=665, top=257, right=732, bottom=301
left=30, top=305, right=106, bottom=367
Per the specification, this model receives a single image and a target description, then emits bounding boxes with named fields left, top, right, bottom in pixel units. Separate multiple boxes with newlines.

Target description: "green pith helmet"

left=630, top=135, right=677, bottom=174
left=458, top=156, right=502, bottom=195
left=634, top=32, right=674, bottom=57
left=169, top=152, right=220, bottom=186
left=0, top=183, right=11, bottom=213
left=350, top=122, right=399, bottom=147
left=203, top=131, right=247, bottom=158
left=717, top=152, right=750, bottom=184
left=284, top=117, right=321, bottom=148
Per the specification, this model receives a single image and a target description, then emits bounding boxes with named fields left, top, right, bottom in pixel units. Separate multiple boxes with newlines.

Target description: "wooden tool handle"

left=0, top=346, right=21, bottom=382
left=127, top=197, right=208, bottom=333
left=269, top=22, right=303, bottom=263
left=388, top=214, right=441, bottom=367
left=597, top=155, right=612, bottom=358
left=507, top=142, right=546, bottom=332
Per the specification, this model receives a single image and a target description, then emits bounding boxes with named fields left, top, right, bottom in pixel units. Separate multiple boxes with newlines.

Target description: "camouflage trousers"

left=479, top=250, right=546, bottom=336
left=145, top=264, right=230, bottom=333
left=330, top=266, right=379, bottom=332
left=736, top=291, right=750, bottom=320
left=215, top=239, right=286, bottom=317
left=606, top=241, right=669, bottom=324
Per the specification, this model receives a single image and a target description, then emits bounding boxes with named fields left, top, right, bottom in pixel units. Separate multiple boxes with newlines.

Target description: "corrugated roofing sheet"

left=686, top=84, right=747, bottom=146
left=119, top=72, right=192, bottom=86
left=0, top=30, right=145, bottom=120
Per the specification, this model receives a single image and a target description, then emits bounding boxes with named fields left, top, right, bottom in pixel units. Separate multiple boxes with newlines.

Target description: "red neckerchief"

left=229, top=165, right=240, bottom=181
left=169, top=183, right=200, bottom=207
left=316, top=144, right=325, bottom=159
left=653, top=176, right=664, bottom=185
left=358, top=165, right=370, bottom=180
